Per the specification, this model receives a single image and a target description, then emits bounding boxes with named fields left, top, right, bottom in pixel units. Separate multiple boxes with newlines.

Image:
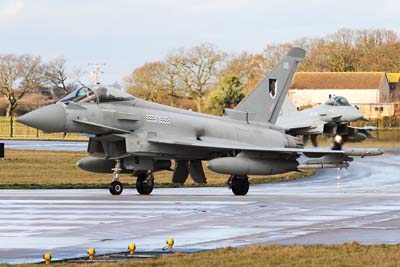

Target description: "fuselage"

left=69, top=99, right=300, bottom=158
left=17, top=87, right=302, bottom=161
left=278, top=103, right=363, bottom=126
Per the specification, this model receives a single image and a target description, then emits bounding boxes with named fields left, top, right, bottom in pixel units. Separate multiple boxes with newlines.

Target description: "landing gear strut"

left=228, top=175, right=249, bottom=196
left=109, top=160, right=123, bottom=195
left=136, top=172, right=154, bottom=195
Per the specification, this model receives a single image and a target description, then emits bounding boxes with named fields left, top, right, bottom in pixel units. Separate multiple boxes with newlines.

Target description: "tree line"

left=1, top=28, right=400, bottom=117
left=126, top=28, right=400, bottom=114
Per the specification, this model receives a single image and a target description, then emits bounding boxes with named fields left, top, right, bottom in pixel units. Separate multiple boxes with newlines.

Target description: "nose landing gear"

left=107, top=159, right=155, bottom=196
left=109, top=160, right=123, bottom=195
left=109, top=180, right=123, bottom=195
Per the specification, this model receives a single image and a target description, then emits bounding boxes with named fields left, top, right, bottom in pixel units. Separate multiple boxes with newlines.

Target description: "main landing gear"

left=109, top=160, right=123, bottom=195
left=136, top=172, right=154, bottom=195
left=228, top=175, right=249, bottom=196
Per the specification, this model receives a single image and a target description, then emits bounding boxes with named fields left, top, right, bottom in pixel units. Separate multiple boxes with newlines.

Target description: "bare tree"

left=173, top=44, right=225, bottom=112
left=164, top=54, right=183, bottom=107
left=125, top=44, right=225, bottom=111
left=44, top=57, right=70, bottom=95
left=221, top=52, right=268, bottom=95
left=263, top=43, right=294, bottom=71
left=0, top=54, right=43, bottom=117
left=71, top=66, right=88, bottom=86
left=125, top=61, right=167, bottom=103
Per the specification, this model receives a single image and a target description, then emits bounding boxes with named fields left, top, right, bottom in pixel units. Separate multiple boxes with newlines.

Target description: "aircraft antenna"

left=88, top=63, right=106, bottom=85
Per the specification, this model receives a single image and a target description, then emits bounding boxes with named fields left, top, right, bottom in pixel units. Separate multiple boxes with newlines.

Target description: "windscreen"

left=335, top=97, right=350, bottom=106
left=59, top=86, right=135, bottom=104
left=94, top=87, right=135, bottom=103
left=59, top=87, right=97, bottom=103
left=325, top=96, right=351, bottom=106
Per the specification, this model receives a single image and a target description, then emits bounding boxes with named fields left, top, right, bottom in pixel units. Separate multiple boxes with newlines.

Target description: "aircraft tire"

left=231, top=175, right=249, bottom=196
left=109, top=181, right=123, bottom=195
left=136, top=173, right=154, bottom=195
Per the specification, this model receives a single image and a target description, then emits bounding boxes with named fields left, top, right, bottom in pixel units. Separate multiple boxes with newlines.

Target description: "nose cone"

left=351, top=109, right=364, bottom=121
left=17, top=104, right=66, bottom=132
left=342, top=108, right=363, bottom=122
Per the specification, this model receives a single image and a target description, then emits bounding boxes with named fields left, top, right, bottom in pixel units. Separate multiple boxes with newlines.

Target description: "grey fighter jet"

left=17, top=48, right=383, bottom=196
left=277, top=96, right=376, bottom=148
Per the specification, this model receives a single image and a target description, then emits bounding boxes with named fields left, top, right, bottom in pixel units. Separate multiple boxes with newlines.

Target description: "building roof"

left=290, top=72, right=386, bottom=90
left=387, top=73, right=400, bottom=83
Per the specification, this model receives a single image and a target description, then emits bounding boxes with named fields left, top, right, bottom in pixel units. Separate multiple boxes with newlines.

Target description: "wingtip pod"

left=286, top=47, right=306, bottom=61
left=344, top=148, right=384, bottom=157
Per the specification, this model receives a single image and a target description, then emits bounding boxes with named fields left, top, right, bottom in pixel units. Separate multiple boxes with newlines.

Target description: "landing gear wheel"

left=136, top=173, right=154, bottom=195
left=229, top=175, right=249, bottom=196
left=109, top=181, right=123, bottom=195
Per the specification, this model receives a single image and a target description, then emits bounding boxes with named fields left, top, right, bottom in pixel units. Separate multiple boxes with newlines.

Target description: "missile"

left=298, top=163, right=350, bottom=169
left=344, top=148, right=384, bottom=157
left=207, top=157, right=298, bottom=176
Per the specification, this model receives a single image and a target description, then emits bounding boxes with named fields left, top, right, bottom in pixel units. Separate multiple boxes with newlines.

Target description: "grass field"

left=3, top=243, right=400, bottom=267
left=0, top=149, right=313, bottom=189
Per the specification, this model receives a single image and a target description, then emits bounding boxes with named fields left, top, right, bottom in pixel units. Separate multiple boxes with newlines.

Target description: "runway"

left=0, top=153, right=400, bottom=263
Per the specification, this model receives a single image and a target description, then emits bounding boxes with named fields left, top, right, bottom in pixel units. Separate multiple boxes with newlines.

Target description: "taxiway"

left=0, top=153, right=399, bottom=263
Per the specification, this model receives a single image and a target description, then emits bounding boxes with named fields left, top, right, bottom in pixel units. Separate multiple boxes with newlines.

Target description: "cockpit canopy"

left=59, top=85, right=135, bottom=104
left=325, top=96, right=351, bottom=106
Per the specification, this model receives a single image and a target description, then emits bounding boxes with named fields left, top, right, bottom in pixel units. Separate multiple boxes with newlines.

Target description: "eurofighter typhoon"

left=17, top=48, right=383, bottom=196
left=277, top=96, right=376, bottom=148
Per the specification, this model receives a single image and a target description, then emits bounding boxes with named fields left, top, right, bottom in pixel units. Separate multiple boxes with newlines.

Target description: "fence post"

left=0, top=143, right=4, bottom=159
left=9, top=116, right=13, bottom=138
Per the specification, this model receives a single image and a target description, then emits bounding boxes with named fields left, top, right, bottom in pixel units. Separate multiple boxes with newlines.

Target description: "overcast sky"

left=1, top=0, right=399, bottom=84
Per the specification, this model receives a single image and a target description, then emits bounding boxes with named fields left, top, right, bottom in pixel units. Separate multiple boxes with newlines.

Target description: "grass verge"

left=0, top=149, right=314, bottom=189
left=3, top=243, right=400, bottom=267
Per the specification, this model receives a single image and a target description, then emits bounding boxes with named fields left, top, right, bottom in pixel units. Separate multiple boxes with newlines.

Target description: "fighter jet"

left=17, top=47, right=383, bottom=196
left=277, top=96, right=376, bottom=148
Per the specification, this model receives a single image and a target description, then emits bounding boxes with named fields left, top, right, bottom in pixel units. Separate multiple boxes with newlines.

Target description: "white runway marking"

left=1, top=140, right=87, bottom=151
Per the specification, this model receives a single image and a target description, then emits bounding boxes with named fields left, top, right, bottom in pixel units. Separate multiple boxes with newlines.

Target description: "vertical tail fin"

left=235, top=47, right=305, bottom=124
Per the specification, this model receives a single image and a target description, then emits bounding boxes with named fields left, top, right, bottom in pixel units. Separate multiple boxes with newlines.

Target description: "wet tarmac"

left=0, top=153, right=400, bottom=263
left=0, top=140, right=87, bottom=151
